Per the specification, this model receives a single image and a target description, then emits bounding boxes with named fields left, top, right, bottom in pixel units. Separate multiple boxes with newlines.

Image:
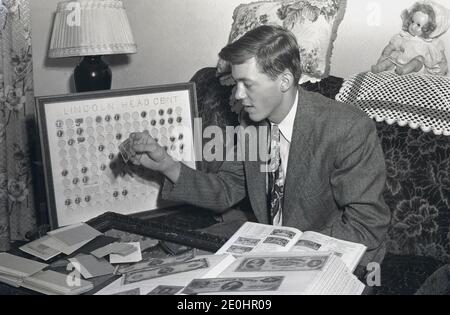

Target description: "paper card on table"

left=19, top=236, right=62, bottom=261
left=41, top=236, right=93, bottom=255
left=47, top=223, right=102, bottom=247
left=113, top=288, right=140, bottom=295
left=91, top=244, right=115, bottom=259
left=112, top=243, right=138, bottom=256
left=109, top=242, right=142, bottom=264
left=68, top=254, right=115, bottom=279
left=75, top=235, right=118, bottom=256
left=91, top=243, right=136, bottom=259
left=0, top=253, right=48, bottom=278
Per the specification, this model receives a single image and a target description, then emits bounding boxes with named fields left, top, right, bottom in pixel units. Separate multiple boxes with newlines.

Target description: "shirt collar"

left=271, top=90, right=298, bottom=143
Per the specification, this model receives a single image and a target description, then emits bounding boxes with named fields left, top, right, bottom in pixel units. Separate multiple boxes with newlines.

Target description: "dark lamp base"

left=74, top=56, right=112, bottom=93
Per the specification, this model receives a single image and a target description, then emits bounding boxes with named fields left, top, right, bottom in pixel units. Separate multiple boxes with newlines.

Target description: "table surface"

left=0, top=207, right=371, bottom=295
left=0, top=207, right=233, bottom=295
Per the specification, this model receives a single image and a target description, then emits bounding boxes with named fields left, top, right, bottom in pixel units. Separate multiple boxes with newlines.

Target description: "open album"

left=95, top=251, right=364, bottom=295
left=215, top=222, right=367, bottom=272
left=182, top=252, right=365, bottom=295
left=92, top=241, right=365, bottom=295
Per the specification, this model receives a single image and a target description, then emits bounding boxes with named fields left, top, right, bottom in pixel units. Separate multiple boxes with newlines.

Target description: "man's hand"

left=129, top=131, right=181, bottom=183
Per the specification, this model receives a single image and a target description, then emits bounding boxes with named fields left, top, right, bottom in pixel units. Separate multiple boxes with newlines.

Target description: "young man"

left=129, top=25, right=390, bottom=266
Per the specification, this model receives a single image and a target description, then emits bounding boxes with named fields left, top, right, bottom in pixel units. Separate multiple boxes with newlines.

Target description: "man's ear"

left=280, top=71, right=295, bottom=92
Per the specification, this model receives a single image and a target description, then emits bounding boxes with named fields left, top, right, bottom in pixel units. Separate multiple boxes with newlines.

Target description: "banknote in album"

left=95, top=254, right=236, bottom=295
left=215, top=222, right=367, bottom=272
left=182, top=252, right=365, bottom=295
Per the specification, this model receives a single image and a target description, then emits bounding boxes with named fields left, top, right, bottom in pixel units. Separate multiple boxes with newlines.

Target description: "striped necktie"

left=268, top=124, right=284, bottom=225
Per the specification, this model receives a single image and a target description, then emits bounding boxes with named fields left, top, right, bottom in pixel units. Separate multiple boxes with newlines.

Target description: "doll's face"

left=408, top=11, right=430, bottom=37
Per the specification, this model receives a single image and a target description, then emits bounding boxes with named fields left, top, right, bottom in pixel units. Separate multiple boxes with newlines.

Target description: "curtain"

left=0, top=0, right=36, bottom=251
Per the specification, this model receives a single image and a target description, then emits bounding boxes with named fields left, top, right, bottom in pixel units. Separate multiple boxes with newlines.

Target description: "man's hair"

left=219, top=25, right=302, bottom=83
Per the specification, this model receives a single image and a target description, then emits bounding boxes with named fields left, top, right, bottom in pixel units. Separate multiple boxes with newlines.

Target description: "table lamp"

left=48, top=0, right=137, bottom=92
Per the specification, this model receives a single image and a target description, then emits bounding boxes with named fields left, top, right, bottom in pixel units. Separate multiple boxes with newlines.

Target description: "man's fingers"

left=133, top=143, right=165, bottom=162
left=130, top=132, right=156, bottom=145
left=133, top=142, right=158, bottom=153
left=129, top=132, right=145, bottom=141
left=129, top=156, right=140, bottom=166
left=130, top=131, right=152, bottom=144
left=127, top=131, right=165, bottom=167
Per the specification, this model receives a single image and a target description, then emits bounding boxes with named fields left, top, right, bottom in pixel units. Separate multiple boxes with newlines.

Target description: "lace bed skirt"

left=336, top=72, right=450, bottom=136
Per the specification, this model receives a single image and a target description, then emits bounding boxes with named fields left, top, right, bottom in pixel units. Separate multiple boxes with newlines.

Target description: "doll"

left=371, top=1, right=449, bottom=76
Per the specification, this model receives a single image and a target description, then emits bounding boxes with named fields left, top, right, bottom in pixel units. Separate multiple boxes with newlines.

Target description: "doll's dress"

left=388, top=31, right=446, bottom=75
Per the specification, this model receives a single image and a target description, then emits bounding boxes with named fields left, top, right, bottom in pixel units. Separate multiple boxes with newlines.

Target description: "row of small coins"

left=55, top=108, right=183, bottom=128
left=56, top=117, right=183, bottom=138
left=64, top=189, right=130, bottom=206
left=59, top=139, right=185, bottom=161
left=61, top=132, right=183, bottom=147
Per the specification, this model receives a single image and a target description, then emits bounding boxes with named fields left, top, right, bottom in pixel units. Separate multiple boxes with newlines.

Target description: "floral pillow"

left=217, top=0, right=347, bottom=85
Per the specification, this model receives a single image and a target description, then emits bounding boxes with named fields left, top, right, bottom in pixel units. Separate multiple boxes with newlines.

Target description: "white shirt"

left=269, top=91, right=299, bottom=226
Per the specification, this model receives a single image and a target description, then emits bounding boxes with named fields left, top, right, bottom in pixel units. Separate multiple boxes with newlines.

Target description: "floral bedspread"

left=379, top=123, right=450, bottom=263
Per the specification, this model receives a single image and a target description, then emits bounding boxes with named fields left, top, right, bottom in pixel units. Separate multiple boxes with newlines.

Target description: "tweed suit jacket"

left=163, top=87, right=391, bottom=265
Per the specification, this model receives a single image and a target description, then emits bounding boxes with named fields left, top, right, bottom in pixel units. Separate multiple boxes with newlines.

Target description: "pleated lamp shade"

left=48, top=0, right=137, bottom=58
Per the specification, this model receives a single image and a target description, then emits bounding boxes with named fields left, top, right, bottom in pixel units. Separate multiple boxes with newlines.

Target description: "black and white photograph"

left=333, top=252, right=344, bottom=258
left=235, top=257, right=267, bottom=272
left=182, top=276, right=285, bottom=294
left=226, top=245, right=254, bottom=255
left=146, top=285, right=184, bottom=295
left=236, top=237, right=260, bottom=247
left=263, top=237, right=290, bottom=247
left=236, top=256, right=327, bottom=272
left=1, top=0, right=450, bottom=297
left=295, top=239, right=322, bottom=251
left=270, top=229, right=297, bottom=240
left=122, top=258, right=209, bottom=285
left=115, top=251, right=196, bottom=274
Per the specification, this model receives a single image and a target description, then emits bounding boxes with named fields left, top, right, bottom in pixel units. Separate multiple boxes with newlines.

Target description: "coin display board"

left=36, top=83, right=198, bottom=228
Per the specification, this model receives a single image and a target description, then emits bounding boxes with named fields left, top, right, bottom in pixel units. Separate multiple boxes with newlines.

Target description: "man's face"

left=232, top=58, right=283, bottom=123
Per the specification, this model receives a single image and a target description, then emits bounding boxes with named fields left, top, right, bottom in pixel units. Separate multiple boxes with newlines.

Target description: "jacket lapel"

left=283, top=88, right=312, bottom=226
left=244, top=119, right=270, bottom=224
left=245, top=161, right=269, bottom=224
